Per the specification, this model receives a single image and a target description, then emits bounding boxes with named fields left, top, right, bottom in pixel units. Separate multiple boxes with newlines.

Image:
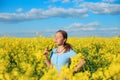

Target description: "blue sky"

left=0, top=0, right=120, bottom=37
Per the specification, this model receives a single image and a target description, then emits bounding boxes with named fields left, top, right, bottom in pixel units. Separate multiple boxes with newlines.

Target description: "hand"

left=43, top=48, right=49, bottom=56
left=80, top=58, right=86, bottom=65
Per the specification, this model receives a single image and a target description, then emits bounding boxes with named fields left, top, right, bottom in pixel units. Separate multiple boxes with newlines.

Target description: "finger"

left=44, top=52, right=47, bottom=55
left=45, top=48, right=48, bottom=51
left=44, top=50, right=48, bottom=54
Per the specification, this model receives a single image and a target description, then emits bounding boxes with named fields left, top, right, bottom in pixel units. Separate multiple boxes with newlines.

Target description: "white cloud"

left=73, top=0, right=84, bottom=3
left=1, top=2, right=120, bottom=23
left=102, top=0, right=117, bottom=3
left=64, top=22, right=99, bottom=31
left=50, top=0, right=83, bottom=4
left=65, top=22, right=99, bottom=28
left=86, top=22, right=100, bottom=27
left=99, top=27, right=119, bottom=30
left=78, top=27, right=96, bottom=31
left=51, top=0, right=58, bottom=3
left=64, top=22, right=119, bottom=32
left=80, top=2, right=120, bottom=15
left=62, top=0, right=70, bottom=3
left=16, top=8, right=23, bottom=12
left=0, top=7, right=88, bottom=23
left=72, top=0, right=84, bottom=6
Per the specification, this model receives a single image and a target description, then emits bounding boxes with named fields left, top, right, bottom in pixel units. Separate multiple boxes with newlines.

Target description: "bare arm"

left=73, top=58, right=86, bottom=72
left=45, top=55, right=51, bottom=68
left=44, top=49, right=52, bottom=68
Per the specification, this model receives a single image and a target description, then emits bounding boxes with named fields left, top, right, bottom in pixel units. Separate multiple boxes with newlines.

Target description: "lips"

left=54, top=41, right=58, bottom=44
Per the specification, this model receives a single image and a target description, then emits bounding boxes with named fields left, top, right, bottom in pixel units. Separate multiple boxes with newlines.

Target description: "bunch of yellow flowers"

left=0, top=36, right=120, bottom=80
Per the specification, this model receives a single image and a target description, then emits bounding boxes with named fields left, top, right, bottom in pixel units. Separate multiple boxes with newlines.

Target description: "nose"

left=55, top=38, right=57, bottom=41
left=54, top=38, right=57, bottom=41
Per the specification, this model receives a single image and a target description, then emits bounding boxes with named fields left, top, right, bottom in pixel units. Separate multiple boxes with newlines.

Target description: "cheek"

left=55, top=39, right=63, bottom=44
left=56, top=39, right=61, bottom=43
left=58, top=39, right=64, bottom=44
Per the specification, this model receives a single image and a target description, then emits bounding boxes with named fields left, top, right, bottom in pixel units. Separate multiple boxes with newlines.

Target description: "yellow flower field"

left=0, top=36, right=120, bottom=80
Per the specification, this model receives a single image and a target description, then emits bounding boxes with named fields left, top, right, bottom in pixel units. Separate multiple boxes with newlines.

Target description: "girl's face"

left=54, top=32, right=66, bottom=46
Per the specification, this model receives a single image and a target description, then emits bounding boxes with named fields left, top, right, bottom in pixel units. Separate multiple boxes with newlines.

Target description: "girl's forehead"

left=55, top=33, right=64, bottom=38
left=55, top=32, right=63, bottom=36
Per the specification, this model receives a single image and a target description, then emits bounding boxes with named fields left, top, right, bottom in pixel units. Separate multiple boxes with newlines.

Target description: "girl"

left=44, top=30, right=85, bottom=72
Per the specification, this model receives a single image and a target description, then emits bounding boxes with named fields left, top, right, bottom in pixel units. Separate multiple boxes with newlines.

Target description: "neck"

left=58, top=45, right=64, bottom=48
left=56, top=45, right=65, bottom=53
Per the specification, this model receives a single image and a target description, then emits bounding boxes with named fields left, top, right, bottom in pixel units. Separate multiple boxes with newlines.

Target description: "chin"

left=55, top=43, right=58, bottom=45
left=55, top=43, right=60, bottom=46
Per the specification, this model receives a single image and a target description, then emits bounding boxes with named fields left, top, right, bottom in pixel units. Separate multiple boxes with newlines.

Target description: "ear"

left=63, top=38, right=66, bottom=43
